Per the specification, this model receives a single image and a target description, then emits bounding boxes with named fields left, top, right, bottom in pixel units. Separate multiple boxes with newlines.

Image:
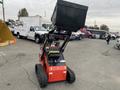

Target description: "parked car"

left=86, top=31, right=92, bottom=38
left=115, top=38, right=120, bottom=49
left=110, top=34, right=116, bottom=40
left=80, top=28, right=92, bottom=38
left=70, top=31, right=84, bottom=40
left=5, top=21, right=15, bottom=34
left=53, top=30, right=68, bottom=40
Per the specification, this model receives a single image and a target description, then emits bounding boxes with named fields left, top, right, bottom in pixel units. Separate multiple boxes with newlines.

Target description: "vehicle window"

left=34, top=26, right=47, bottom=31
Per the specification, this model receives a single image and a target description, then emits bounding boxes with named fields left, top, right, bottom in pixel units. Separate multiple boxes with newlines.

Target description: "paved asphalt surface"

left=0, top=39, right=120, bottom=90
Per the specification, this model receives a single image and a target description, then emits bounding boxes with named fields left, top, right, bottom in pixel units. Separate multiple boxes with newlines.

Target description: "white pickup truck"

left=14, top=16, right=49, bottom=43
left=15, top=26, right=48, bottom=43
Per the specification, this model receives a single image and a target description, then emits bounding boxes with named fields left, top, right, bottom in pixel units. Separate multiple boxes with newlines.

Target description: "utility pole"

left=0, top=0, right=5, bottom=21
left=44, top=10, right=46, bottom=17
left=94, top=20, right=96, bottom=26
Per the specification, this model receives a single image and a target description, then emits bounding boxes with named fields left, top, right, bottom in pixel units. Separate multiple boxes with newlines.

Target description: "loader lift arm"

left=41, top=29, right=72, bottom=59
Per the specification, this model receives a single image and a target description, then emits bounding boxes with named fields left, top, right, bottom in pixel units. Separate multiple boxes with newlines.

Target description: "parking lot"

left=0, top=39, right=120, bottom=90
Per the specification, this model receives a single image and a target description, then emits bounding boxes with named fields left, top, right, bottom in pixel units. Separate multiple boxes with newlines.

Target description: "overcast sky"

left=0, top=0, right=120, bottom=32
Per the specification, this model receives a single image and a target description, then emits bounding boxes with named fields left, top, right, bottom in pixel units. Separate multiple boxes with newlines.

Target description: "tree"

left=18, top=8, right=29, bottom=19
left=94, top=25, right=99, bottom=30
left=88, top=25, right=99, bottom=30
left=100, top=24, right=109, bottom=31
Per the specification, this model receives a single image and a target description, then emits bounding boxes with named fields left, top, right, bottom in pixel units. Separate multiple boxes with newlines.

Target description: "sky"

left=0, top=0, right=120, bottom=32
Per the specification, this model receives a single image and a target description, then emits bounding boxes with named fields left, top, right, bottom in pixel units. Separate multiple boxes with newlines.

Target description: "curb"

left=0, top=38, right=16, bottom=47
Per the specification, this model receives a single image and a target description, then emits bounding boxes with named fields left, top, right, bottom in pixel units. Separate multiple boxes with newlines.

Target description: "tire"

left=40, top=35, right=46, bottom=43
left=35, top=64, right=48, bottom=88
left=35, top=36, right=40, bottom=43
left=66, top=67, right=76, bottom=83
left=117, top=45, right=120, bottom=49
left=79, top=35, right=82, bottom=40
left=17, top=33, right=21, bottom=39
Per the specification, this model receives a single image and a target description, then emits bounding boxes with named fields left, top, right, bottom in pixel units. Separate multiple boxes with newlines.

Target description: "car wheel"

left=79, top=36, right=82, bottom=40
left=35, top=36, right=40, bottom=43
left=17, top=33, right=21, bottom=39
left=117, top=45, right=120, bottom=49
